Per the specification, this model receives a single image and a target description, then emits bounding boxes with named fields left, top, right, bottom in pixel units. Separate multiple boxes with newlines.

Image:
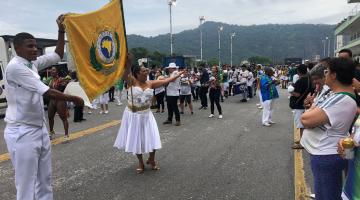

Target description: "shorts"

left=99, top=93, right=109, bottom=104
left=179, top=95, right=191, bottom=104
left=294, top=109, right=305, bottom=129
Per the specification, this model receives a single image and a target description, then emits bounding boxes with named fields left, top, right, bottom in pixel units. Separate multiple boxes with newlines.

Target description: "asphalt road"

left=0, top=90, right=295, bottom=200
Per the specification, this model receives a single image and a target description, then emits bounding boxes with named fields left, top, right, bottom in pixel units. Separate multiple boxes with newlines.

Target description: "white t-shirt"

left=300, top=93, right=357, bottom=155
left=293, top=74, right=299, bottom=84
left=166, top=71, right=180, bottom=96
left=180, top=76, right=191, bottom=95
left=240, top=70, right=249, bottom=84
left=247, top=72, right=254, bottom=87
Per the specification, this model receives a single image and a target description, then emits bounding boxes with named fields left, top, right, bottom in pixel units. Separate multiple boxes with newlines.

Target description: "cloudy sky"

left=0, top=0, right=355, bottom=39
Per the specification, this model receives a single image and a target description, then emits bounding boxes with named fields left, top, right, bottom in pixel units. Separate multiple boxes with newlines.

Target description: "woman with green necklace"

left=300, top=58, right=357, bottom=200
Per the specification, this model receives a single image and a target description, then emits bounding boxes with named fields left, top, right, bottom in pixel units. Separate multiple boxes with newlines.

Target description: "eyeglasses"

left=324, top=69, right=329, bottom=75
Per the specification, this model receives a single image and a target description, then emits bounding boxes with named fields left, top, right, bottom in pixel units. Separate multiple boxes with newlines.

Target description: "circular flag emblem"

left=96, top=31, right=116, bottom=64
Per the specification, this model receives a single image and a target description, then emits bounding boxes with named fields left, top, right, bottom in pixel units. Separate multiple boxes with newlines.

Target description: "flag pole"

left=118, top=0, right=133, bottom=110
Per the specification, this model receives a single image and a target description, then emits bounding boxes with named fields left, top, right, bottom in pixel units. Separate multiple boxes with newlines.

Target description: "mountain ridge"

left=127, top=21, right=335, bottom=64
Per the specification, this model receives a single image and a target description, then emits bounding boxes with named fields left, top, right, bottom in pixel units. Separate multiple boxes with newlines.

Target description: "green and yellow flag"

left=64, top=0, right=127, bottom=100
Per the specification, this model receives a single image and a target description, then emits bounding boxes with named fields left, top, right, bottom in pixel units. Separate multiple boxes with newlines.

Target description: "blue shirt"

left=260, top=75, right=279, bottom=102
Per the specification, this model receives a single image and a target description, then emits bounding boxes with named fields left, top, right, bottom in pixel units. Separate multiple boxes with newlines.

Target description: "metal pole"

left=230, top=35, right=233, bottom=68
left=328, top=37, right=331, bottom=57
left=323, top=40, right=326, bottom=58
left=200, top=19, right=203, bottom=61
left=218, top=29, right=221, bottom=67
left=169, top=3, right=173, bottom=55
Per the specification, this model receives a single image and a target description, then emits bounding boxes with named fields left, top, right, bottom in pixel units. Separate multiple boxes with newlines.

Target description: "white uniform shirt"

left=166, top=70, right=180, bottom=96
left=240, top=70, right=249, bottom=84
left=5, top=53, right=60, bottom=127
left=247, top=72, right=254, bottom=87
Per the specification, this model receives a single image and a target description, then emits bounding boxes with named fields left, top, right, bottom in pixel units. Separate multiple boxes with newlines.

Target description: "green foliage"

left=129, top=48, right=167, bottom=67
left=207, top=58, right=219, bottom=66
left=248, top=56, right=272, bottom=65
left=90, top=43, right=102, bottom=71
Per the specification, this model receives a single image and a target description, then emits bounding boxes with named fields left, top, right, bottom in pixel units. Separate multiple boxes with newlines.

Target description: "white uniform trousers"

left=114, top=89, right=123, bottom=104
left=258, top=90, right=263, bottom=105
left=4, top=123, right=53, bottom=200
left=262, top=100, right=274, bottom=124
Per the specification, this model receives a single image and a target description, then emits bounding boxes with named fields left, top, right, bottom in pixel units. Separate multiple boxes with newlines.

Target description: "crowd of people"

left=4, top=13, right=360, bottom=200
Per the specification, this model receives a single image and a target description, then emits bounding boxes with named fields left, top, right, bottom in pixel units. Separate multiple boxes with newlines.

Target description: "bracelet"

left=58, top=30, right=65, bottom=33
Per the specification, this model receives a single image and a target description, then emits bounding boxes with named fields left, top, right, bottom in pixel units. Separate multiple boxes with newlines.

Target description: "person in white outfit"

left=99, top=91, right=109, bottom=114
left=3, top=15, right=84, bottom=200
left=114, top=61, right=183, bottom=173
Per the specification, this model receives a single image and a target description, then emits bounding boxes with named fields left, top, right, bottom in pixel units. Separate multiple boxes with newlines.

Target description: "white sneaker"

left=269, top=121, right=276, bottom=124
left=262, top=122, right=271, bottom=127
left=257, top=106, right=263, bottom=109
left=256, top=103, right=261, bottom=106
left=63, top=135, right=70, bottom=143
left=88, top=110, right=92, bottom=114
left=117, top=102, right=123, bottom=106
left=105, top=110, right=109, bottom=114
left=218, top=115, right=223, bottom=119
left=209, top=114, right=214, bottom=118
left=99, top=111, right=104, bottom=114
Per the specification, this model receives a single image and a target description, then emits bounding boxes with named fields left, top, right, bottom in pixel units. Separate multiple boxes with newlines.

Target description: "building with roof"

left=335, top=1, right=360, bottom=60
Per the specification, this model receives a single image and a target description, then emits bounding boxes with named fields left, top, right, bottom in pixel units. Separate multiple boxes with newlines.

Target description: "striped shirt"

left=301, top=93, right=357, bottom=155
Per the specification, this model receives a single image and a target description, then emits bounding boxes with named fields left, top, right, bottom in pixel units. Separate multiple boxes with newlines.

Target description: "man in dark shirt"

left=199, top=67, right=209, bottom=109
left=290, top=64, right=313, bottom=149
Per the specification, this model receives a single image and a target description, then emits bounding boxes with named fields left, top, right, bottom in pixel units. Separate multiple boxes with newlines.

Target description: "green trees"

left=129, top=47, right=166, bottom=67
left=248, top=56, right=272, bottom=65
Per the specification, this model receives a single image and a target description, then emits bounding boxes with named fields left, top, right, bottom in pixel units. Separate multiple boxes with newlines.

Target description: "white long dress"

left=114, top=86, right=161, bottom=154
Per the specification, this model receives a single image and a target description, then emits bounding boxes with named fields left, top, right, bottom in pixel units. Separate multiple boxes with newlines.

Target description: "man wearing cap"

left=163, top=63, right=181, bottom=126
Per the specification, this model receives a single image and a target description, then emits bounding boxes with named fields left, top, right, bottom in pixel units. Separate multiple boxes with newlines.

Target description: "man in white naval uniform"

left=4, top=15, right=84, bottom=200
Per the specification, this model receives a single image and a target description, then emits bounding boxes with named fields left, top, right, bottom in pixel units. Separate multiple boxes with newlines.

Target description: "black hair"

left=297, top=64, right=308, bottom=75
left=14, top=32, right=35, bottom=47
left=328, top=57, right=355, bottom=86
left=339, top=49, right=353, bottom=57
left=307, top=63, right=314, bottom=70
left=131, top=65, right=141, bottom=79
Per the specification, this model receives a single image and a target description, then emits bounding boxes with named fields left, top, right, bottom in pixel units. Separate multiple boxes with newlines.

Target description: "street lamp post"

left=327, top=37, right=331, bottom=57
left=218, top=26, right=223, bottom=67
left=230, top=33, right=236, bottom=68
left=322, top=39, right=326, bottom=58
left=168, top=0, right=176, bottom=55
left=199, top=16, right=205, bottom=61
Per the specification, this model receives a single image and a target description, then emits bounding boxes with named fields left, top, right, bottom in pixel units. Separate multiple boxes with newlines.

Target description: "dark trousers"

left=109, top=87, right=115, bottom=101
left=209, top=88, right=222, bottom=115
left=310, top=154, right=346, bottom=200
left=156, top=91, right=165, bottom=110
left=73, top=106, right=84, bottom=122
left=247, top=86, right=253, bottom=98
left=229, top=82, right=234, bottom=96
left=191, top=86, right=199, bottom=100
left=166, top=96, right=180, bottom=122
left=199, top=86, right=208, bottom=107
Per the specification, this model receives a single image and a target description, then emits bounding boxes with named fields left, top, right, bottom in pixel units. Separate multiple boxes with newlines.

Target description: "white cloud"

left=0, top=0, right=356, bottom=37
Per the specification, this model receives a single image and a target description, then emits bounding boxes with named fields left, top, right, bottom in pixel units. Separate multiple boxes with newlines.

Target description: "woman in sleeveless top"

left=47, top=67, right=70, bottom=141
left=114, top=61, right=183, bottom=173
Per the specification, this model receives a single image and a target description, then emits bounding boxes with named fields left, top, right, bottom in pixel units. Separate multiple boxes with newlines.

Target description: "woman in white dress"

left=114, top=64, right=183, bottom=173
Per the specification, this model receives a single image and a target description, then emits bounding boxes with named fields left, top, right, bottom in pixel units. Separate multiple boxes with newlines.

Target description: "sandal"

left=136, top=164, right=145, bottom=174
left=291, top=143, right=304, bottom=149
left=146, top=160, right=160, bottom=170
